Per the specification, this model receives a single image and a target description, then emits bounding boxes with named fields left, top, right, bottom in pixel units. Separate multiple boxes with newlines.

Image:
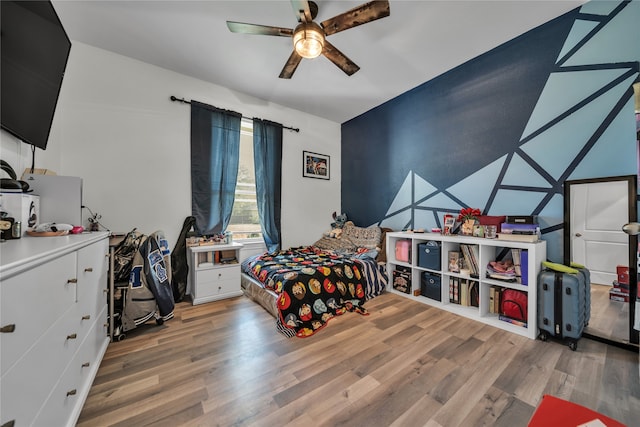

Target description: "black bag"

left=113, top=228, right=145, bottom=283
left=171, top=216, right=198, bottom=302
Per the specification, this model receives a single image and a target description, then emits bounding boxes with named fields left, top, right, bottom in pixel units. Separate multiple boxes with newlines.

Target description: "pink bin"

left=395, top=240, right=411, bottom=263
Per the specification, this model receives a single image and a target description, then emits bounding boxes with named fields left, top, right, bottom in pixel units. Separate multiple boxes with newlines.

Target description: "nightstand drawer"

left=196, top=265, right=241, bottom=296
left=196, top=264, right=240, bottom=283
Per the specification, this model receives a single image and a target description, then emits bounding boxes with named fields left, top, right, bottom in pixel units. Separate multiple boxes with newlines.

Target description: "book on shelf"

left=498, top=314, right=527, bottom=328
left=449, top=276, right=461, bottom=304
left=500, top=223, right=539, bottom=233
left=460, top=279, right=469, bottom=306
left=497, top=233, right=539, bottom=243
left=489, top=286, right=495, bottom=313
left=469, top=281, right=479, bottom=307
left=453, top=278, right=459, bottom=303
left=509, top=249, right=529, bottom=285
left=493, top=286, right=502, bottom=314
left=460, top=244, right=479, bottom=277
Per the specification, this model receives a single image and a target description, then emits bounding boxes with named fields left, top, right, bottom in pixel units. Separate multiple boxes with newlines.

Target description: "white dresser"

left=0, top=232, right=110, bottom=427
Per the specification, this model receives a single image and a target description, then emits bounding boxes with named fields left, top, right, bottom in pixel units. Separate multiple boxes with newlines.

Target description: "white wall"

left=0, top=42, right=341, bottom=248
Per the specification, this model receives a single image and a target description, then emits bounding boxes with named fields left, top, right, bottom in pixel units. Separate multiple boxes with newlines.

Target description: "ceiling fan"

left=226, top=0, right=390, bottom=79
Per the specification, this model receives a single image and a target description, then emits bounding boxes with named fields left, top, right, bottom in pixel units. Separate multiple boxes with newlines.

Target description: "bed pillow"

left=312, top=235, right=356, bottom=252
left=341, top=222, right=382, bottom=250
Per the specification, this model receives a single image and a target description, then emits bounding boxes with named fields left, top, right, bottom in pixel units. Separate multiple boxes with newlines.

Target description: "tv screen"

left=1, top=1, right=71, bottom=150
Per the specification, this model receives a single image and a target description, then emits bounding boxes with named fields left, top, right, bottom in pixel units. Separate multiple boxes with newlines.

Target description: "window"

left=228, top=119, right=262, bottom=240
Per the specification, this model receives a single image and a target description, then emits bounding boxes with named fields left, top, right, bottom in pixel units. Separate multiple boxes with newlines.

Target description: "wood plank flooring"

left=586, top=283, right=630, bottom=343
left=78, top=292, right=640, bottom=426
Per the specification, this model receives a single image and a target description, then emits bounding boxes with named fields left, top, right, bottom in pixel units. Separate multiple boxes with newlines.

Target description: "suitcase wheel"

left=156, top=318, right=164, bottom=326
left=568, top=340, right=577, bottom=351
left=538, top=331, right=549, bottom=342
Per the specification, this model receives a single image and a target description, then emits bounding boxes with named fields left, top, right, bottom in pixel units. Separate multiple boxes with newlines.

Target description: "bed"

left=240, top=222, right=389, bottom=337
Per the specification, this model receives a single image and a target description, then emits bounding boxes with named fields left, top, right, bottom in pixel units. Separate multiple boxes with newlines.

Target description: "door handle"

left=575, top=233, right=582, bottom=237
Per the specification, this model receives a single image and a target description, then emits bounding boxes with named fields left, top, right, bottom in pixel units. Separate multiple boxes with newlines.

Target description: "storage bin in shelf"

left=385, top=231, right=546, bottom=339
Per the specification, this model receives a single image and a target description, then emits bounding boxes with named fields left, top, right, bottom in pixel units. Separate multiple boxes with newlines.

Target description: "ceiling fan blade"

left=279, top=50, right=303, bottom=79
left=321, top=0, right=390, bottom=37
left=226, top=21, right=293, bottom=37
left=290, top=0, right=314, bottom=23
left=322, top=40, right=360, bottom=76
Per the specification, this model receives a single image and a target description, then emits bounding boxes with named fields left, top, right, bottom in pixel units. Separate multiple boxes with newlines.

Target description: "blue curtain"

left=253, top=118, right=282, bottom=252
left=191, top=101, right=242, bottom=235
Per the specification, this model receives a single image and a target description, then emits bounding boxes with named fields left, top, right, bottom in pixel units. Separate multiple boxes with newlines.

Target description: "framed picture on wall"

left=303, top=151, right=330, bottom=180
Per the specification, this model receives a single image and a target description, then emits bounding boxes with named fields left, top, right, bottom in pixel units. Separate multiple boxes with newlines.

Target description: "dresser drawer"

left=33, top=306, right=109, bottom=427
left=1, top=252, right=77, bottom=375
left=76, top=238, right=109, bottom=319
left=0, top=304, right=82, bottom=427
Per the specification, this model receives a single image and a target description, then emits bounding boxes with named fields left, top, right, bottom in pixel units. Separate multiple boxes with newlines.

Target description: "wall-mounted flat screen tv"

left=1, top=1, right=71, bottom=150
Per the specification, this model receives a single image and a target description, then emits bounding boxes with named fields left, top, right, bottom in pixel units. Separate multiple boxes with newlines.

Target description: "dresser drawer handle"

left=66, top=333, right=77, bottom=340
left=66, top=389, right=77, bottom=397
left=82, top=315, right=91, bottom=320
left=82, top=362, right=90, bottom=368
left=0, top=324, right=16, bottom=333
left=67, top=278, right=78, bottom=284
left=84, top=267, right=94, bottom=272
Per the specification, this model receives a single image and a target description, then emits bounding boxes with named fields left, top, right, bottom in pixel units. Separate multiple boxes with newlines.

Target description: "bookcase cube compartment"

left=417, top=241, right=441, bottom=270
left=392, top=266, right=412, bottom=294
left=421, top=272, right=441, bottom=301
left=395, top=239, right=412, bottom=263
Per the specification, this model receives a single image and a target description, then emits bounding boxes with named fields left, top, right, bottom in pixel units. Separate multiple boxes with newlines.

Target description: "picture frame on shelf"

left=443, top=214, right=455, bottom=235
left=473, top=225, right=485, bottom=238
left=303, top=151, right=330, bottom=180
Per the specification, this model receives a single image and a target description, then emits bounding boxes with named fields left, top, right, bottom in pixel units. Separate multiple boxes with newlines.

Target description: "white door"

left=570, top=180, right=629, bottom=285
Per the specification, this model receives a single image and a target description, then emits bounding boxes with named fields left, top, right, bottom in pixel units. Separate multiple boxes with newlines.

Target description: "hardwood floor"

left=78, top=292, right=640, bottom=426
left=585, top=283, right=630, bottom=343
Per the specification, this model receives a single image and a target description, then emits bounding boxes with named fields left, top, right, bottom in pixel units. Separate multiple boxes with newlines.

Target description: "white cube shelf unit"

left=386, top=232, right=546, bottom=339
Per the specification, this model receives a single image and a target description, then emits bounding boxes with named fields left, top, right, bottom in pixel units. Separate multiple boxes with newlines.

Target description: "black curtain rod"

left=170, top=96, right=300, bottom=133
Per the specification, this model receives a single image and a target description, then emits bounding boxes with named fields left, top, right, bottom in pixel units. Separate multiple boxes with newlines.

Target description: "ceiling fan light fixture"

left=293, top=22, right=324, bottom=59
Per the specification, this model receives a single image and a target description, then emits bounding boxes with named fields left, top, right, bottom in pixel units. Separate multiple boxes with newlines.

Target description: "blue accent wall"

left=341, top=0, right=640, bottom=262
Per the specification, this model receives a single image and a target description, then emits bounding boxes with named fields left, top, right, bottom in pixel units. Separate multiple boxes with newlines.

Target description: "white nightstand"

left=187, top=242, right=244, bottom=305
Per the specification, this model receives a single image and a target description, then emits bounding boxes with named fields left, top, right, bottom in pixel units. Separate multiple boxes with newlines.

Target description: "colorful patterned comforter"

left=242, top=246, right=386, bottom=337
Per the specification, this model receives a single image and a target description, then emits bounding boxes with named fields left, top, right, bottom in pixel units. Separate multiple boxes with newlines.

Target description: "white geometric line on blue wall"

left=580, top=0, right=624, bottom=17
left=557, top=19, right=600, bottom=61
left=418, top=191, right=463, bottom=210
left=379, top=208, right=412, bottom=230
left=446, top=155, right=507, bottom=211
left=565, top=1, right=640, bottom=66
left=490, top=189, right=548, bottom=216
left=386, top=171, right=413, bottom=215
left=415, top=173, right=438, bottom=201
left=502, top=153, right=553, bottom=188
left=570, top=95, right=639, bottom=180
left=522, top=68, right=629, bottom=139
left=538, top=193, right=564, bottom=229
left=414, top=209, right=437, bottom=231
left=521, top=77, right=632, bottom=180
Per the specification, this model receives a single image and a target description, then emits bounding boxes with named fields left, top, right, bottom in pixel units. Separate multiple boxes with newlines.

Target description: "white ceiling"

left=52, top=0, right=587, bottom=123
